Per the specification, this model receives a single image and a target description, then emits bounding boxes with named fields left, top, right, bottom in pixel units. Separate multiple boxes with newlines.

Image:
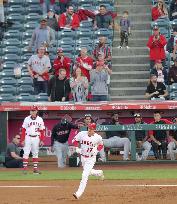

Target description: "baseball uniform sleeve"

left=72, top=132, right=82, bottom=146
left=22, top=117, right=28, bottom=129
left=97, top=135, right=104, bottom=151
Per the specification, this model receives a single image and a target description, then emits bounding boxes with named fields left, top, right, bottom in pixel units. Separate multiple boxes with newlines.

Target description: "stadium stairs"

left=110, top=0, right=152, bottom=100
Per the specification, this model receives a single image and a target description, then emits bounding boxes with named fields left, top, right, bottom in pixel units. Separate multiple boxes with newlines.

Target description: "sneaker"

left=118, top=46, right=122, bottom=49
left=73, top=193, right=79, bottom=199
left=126, top=46, right=130, bottom=49
left=33, top=169, right=41, bottom=174
left=100, top=171, right=105, bottom=181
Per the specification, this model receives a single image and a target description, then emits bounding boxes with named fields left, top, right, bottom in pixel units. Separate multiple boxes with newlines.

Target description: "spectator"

left=27, top=46, right=51, bottom=94
left=94, top=5, right=113, bottom=29
left=168, top=115, right=177, bottom=160
left=133, top=113, right=152, bottom=161
left=40, top=0, right=55, bottom=16
left=46, top=9, right=59, bottom=31
left=59, top=0, right=71, bottom=14
left=118, top=11, right=131, bottom=49
left=147, top=26, right=167, bottom=69
left=74, top=47, right=93, bottom=81
left=168, top=58, right=177, bottom=84
left=58, top=5, right=80, bottom=30
left=149, top=111, right=172, bottom=159
left=151, top=0, right=168, bottom=21
left=28, top=18, right=55, bottom=51
left=166, top=27, right=177, bottom=53
left=83, top=114, right=93, bottom=127
left=48, top=68, right=71, bottom=102
left=53, top=48, right=71, bottom=78
left=99, top=112, right=130, bottom=161
left=93, top=36, right=112, bottom=64
left=70, top=67, right=89, bottom=102
left=145, top=74, right=168, bottom=100
left=51, top=118, right=78, bottom=168
left=4, top=135, right=23, bottom=168
left=0, top=0, right=5, bottom=27
left=150, top=60, right=168, bottom=84
left=172, top=38, right=177, bottom=60
left=90, top=63, right=109, bottom=101
left=170, top=0, right=177, bottom=20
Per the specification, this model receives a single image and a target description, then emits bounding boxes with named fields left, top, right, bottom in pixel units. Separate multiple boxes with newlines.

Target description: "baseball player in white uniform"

left=21, top=105, right=45, bottom=174
left=72, top=123, right=104, bottom=200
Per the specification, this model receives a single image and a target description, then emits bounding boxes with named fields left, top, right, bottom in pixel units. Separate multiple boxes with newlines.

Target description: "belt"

left=29, top=135, right=38, bottom=137
left=81, top=154, right=94, bottom=158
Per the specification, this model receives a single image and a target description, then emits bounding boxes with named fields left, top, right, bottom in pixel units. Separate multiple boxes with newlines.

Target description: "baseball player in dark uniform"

left=51, top=118, right=78, bottom=168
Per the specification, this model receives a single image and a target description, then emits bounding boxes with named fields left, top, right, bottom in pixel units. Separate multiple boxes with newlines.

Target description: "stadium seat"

left=59, top=45, right=75, bottom=55
left=25, top=13, right=40, bottom=23
left=2, top=46, right=21, bottom=55
left=0, top=77, right=17, bottom=86
left=0, top=85, right=16, bottom=95
left=94, top=28, right=113, bottom=39
left=170, top=83, right=177, bottom=92
left=17, top=85, right=34, bottom=94
left=2, top=39, right=21, bottom=47
left=2, top=54, right=21, bottom=63
left=0, top=70, right=14, bottom=78
left=24, top=21, right=39, bottom=30
left=4, top=30, right=21, bottom=40
left=25, top=5, right=42, bottom=14
left=78, top=4, right=95, bottom=11
left=7, top=5, right=24, bottom=15
left=17, top=77, right=33, bottom=86
left=58, top=37, right=75, bottom=46
left=151, top=19, right=170, bottom=30
left=80, top=20, right=93, bottom=29
left=9, top=22, right=23, bottom=31
left=21, top=53, right=32, bottom=62
left=1, top=62, right=16, bottom=70
left=76, top=37, right=93, bottom=47
left=8, top=0, right=25, bottom=6
left=76, top=28, right=93, bottom=39
left=25, top=0, right=39, bottom=6
left=7, top=14, right=24, bottom=23
left=21, top=69, right=30, bottom=77
left=170, top=91, right=177, bottom=100
left=35, top=93, right=48, bottom=102
left=78, top=0, right=94, bottom=5
left=0, top=93, right=16, bottom=102
left=22, top=30, right=33, bottom=40
left=17, top=93, right=36, bottom=102
left=59, top=29, right=76, bottom=39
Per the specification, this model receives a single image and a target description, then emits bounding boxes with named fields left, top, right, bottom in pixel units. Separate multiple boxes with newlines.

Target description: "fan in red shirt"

left=147, top=26, right=167, bottom=68
left=151, top=0, right=168, bottom=21
left=74, top=47, right=93, bottom=81
left=58, top=5, right=80, bottom=30
left=53, top=48, right=71, bottom=78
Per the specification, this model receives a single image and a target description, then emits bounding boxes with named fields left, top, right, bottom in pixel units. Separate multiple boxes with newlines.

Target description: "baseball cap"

left=153, top=26, right=159, bottom=30
left=84, top=114, right=92, bottom=118
left=57, top=48, right=63, bottom=53
left=134, top=113, right=141, bottom=118
left=88, top=123, right=96, bottom=130
left=30, top=105, right=38, bottom=111
left=49, top=8, right=54, bottom=12
left=40, top=18, right=47, bottom=22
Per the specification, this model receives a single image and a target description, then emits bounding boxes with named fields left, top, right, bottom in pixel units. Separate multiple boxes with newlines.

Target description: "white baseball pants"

left=168, top=142, right=177, bottom=160
left=75, top=156, right=103, bottom=198
left=138, top=141, right=152, bottom=160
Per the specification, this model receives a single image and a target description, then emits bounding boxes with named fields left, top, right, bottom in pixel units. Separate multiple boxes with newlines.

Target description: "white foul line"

left=0, top=184, right=177, bottom=188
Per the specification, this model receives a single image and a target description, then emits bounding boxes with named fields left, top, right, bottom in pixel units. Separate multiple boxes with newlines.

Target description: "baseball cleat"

left=73, top=193, right=79, bottom=199
left=100, top=171, right=105, bottom=181
left=33, top=169, right=41, bottom=174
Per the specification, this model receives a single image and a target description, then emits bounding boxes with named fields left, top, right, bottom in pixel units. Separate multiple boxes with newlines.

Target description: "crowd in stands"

left=0, top=1, right=117, bottom=102
left=145, top=0, right=177, bottom=100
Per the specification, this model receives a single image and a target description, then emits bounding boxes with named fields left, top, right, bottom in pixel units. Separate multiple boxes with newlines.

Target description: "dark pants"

left=5, top=159, right=23, bottom=168
left=150, top=60, right=166, bottom=70
left=151, top=141, right=168, bottom=159
left=120, top=31, right=129, bottom=46
left=33, top=79, right=48, bottom=95
left=92, top=95, right=108, bottom=101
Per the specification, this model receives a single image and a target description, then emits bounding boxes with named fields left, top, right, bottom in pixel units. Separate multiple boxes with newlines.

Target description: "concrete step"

left=115, top=5, right=151, bottom=14
left=111, top=71, right=149, bottom=80
left=112, top=64, right=150, bottom=71
left=114, top=30, right=151, bottom=39
left=112, top=55, right=149, bottom=64
left=110, top=87, right=146, bottom=96
left=116, top=13, right=152, bottom=22
left=116, top=0, right=152, bottom=5
left=110, top=95, right=146, bottom=100
left=112, top=47, right=149, bottom=56
left=113, top=38, right=148, bottom=47
left=110, top=79, right=148, bottom=88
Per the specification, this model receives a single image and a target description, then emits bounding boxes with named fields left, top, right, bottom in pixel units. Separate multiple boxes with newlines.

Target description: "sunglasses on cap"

left=84, top=114, right=92, bottom=117
left=134, top=113, right=141, bottom=117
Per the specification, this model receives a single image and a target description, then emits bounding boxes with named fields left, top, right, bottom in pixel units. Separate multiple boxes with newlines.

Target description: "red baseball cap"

left=57, top=48, right=63, bottom=53
left=88, top=123, right=96, bottom=130
left=30, top=105, right=38, bottom=111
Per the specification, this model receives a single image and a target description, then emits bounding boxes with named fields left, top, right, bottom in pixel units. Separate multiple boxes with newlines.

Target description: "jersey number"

left=87, top=148, right=93, bottom=153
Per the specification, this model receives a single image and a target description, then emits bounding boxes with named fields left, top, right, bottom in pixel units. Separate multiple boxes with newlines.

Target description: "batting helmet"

left=30, top=105, right=38, bottom=111
left=88, top=123, right=96, bottom=130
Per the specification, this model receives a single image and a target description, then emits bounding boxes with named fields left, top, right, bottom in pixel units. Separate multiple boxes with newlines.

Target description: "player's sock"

left=32, top=158, right=39, bottom=171
left=23, top=158, right=28, bottom=170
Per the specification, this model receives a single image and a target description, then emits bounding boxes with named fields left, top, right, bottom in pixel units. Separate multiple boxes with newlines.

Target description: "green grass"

left=0, top=169, right=177, bottom=181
